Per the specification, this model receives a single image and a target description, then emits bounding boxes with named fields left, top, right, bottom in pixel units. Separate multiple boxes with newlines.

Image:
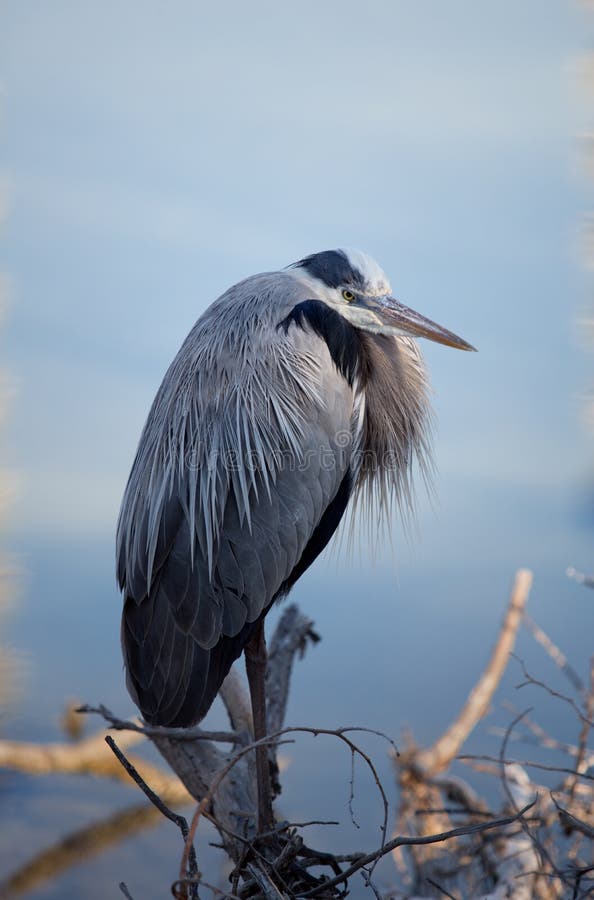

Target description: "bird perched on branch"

left=116, top=248, right=474, bottom=827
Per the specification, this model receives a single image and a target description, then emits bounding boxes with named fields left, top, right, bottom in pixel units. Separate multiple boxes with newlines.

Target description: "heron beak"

left=373, top=296, right=476, bottom=351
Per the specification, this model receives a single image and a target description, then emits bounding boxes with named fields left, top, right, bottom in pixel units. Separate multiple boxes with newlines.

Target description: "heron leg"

left=244, top=620, right=274, bottom=834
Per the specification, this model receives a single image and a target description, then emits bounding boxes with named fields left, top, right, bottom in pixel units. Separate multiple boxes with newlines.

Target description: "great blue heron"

left=117, top=248, right=474, bottom=828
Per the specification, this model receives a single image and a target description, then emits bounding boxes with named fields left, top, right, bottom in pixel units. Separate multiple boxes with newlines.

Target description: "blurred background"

left=0, top=1, right=593, bottom=897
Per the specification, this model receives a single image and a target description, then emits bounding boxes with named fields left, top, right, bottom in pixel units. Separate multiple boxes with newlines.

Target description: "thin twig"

left=513, top=656, right=594, bottom=728
left=425, top=877, right=459, bottom=900
left=79, top=704, right=239, bottom=744
left=179, top=725, right=392, bottom=885
left=105, top=737, right=199, bottom=898
left=284, top=820, right=340, bottom=828
left=551, top=794, right=594, bottom=840
left=297, top=802, right=536, bottom=898
left=458, top=754, right=594, bottom=782
left=522, top=613, right=585, bottom=694
left=498, top=709, right=567, bottom=891
left=347, top=745, right=360, bottom=830
left=569, top=658, right=594, bottom=802
left=413, top=807, right=496, bottom=819
left=360, top=869, right=384, bottom=900
left=173, top=877, right=242, bottom=900
left=497, top=702, right=589, bottom=760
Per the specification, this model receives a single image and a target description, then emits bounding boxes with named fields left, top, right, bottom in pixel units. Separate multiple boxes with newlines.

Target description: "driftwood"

left=78, top=596, right=539, bottom=900
left=0, top=607, right=322, bottom=897
left=393, top=569, right=594, bottom=900
left=0, top=607, right=325, bottom=899
left=392, top=570, right=535, bottom=898
left=416, top=569, right=533, bottom=779
left=0, top=801, right=181, bottom=899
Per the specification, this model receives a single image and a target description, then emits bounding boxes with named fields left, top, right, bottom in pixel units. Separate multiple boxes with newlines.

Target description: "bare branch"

left=0, top=727, right=191, bottom=803
left=175, top=723, right=392, bottom=888
left=425, top=877, right=459, bottom=900
left=458, top=754, right=594, bottom=782
left=417, top=568, right=532, bottom=776
left=265, top=605, right=319, bottom=736
left=297, top=802, right=536, bottom=898
left=0, top=727, right=141, bottom=774
left=521, top=614, right=585, bottom=694
left=219, top=667, right=253, bottom=733
left=513, top=656, right=594, bottom=728
left=551, top=794, right=594, bottom=840
left=498, top=710, right=568, bottom=892
left=495, top=702, right=591, bottom=762
left=245, top=862, right=287, bottom=900
left=105, top=737, right=199, bottom=900
left=568, top=657, right=594, bottom=802
left=78, top=704, right=239, bottom=744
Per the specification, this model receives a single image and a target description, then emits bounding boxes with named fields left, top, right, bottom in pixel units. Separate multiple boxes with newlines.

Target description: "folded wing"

left=117, top=308, right=358, bottom=726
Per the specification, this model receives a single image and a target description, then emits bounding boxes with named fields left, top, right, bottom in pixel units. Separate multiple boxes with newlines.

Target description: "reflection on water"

left=1, top=802, right=186, bottom=898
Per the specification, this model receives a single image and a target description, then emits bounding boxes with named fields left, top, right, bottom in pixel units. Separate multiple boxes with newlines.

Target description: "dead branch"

left=0, top=727, right=188, bottom=798
left=147, top=604, right=319, bottom=865
left=495, top=701, right=592, bottom=762
left=416, top=569, right=532, bottom=777
left=513, top=656, right=594, bottom=728
left=80, top=604, right=328, bottom=898
left=171, top=723, right=394, bottom=896
left=297, top=802, right=535, bottom=899
left=92, top=599, right=532, bottom=900
left=568, top=657, right=594, bottom=801
left=458, top=754, right=594, bottom=781
left=105, top=737, right=199, bottom=900
left=265, top=605, right=319, bottom=736
left=385, top=572, right=535, bottom=892
left=390, top=567, right=594, bottom=899
left=0, top=727, right=141, bottom=775
left=521, top=613, right=585, bottom=694
left=498, top=710, right=565, bottom=895
left=219, top=667, right=253, bottom=733
left=78, top=704, right=240, bottom=743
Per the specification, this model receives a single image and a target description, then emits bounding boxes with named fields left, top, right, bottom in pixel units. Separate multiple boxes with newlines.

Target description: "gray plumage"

left=117, top=249, right=473, bottom=726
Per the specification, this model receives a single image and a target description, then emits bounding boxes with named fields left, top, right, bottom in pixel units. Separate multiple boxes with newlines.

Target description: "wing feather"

left=117, top=275, right=357, bottom=725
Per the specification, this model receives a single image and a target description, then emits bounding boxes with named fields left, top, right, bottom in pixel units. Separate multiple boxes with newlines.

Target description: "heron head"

left=290, top=248, right=475, bottom=351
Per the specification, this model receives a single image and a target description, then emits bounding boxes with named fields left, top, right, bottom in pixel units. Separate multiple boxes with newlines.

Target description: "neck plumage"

left=352, top=332, right=434, bottom=527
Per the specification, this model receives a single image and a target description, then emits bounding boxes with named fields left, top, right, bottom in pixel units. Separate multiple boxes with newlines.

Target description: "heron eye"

left=342, top=290, right=355, bottom=302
